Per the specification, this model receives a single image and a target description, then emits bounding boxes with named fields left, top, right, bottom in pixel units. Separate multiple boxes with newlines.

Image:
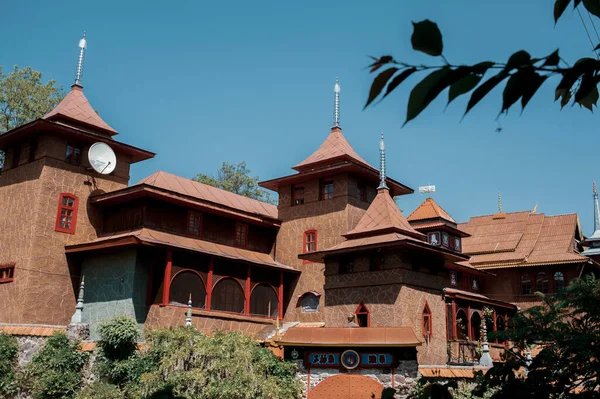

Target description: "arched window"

left=456, top=309, right=468, bottom=340
left=470, top=312, right=482, bottom=341
left=554, top=271, right=565, bottom=292
left=422, top=302, right=432, bottom=338
left=169, top=271, right=206, bottom=308
left=521, top=274, right=532, bottom=295
left=211, top=278, right=245, bottom=313
left=354, top=302, right=370, bottom=327
left=301, top=292, right=320, bottom=313
left=250, top=283, right=279, bottom=318
left=536, top=272, right=549, bottom=294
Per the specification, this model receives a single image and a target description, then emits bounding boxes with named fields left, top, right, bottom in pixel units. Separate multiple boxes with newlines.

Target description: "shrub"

left=75, top=382, right=124, bottom=399
left=23, top=332, right=89, bottom=399
left=0, top=333, right=18, bottom=397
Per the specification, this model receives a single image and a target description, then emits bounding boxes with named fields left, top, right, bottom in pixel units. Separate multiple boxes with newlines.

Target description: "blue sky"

left=2, top=0, right=600, bottom=234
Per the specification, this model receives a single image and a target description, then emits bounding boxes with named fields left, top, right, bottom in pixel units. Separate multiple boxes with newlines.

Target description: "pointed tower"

left=582, top=181, right=600, bottom=255
left=0, top=34, right=154, bottom=326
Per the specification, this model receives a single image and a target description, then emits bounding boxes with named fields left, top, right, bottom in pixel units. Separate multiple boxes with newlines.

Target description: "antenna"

left=333, top=78, right=340, bottom=127
left=74, top=32, right=87, bottom=86
left=378, top=132, right=388, bottom=190
left=497, top=192, right=503, bottom=213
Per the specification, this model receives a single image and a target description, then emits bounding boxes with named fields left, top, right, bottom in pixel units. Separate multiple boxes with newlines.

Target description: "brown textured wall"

left=0, top=134, right=130, bottom=325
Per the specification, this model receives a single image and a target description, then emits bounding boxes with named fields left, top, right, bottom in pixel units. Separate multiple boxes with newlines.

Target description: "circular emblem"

left=291, top=349, right=299, bottom=360
left=340, top=349, right=360, bottom=370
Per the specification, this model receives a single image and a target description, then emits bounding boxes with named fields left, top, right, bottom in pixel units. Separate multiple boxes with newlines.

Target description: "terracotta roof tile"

left=419, top=368, right=487, bottom=378
left=136, top=171, right=278, bottom=220
left=275, top=327, right=421, bottom=347
left=0, top=325, right=64, bottom=337
left=407, top=198, right=456, bottom=223
left=44, top=85, right=117, bottom=135
left=293, top=127, right=373, bottom=171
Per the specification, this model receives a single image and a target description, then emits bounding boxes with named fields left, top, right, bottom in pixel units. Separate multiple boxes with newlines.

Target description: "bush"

left=0, top=333, right=18, bottom=397
left=75, top=382, right=124, bottom=399
left=23, top=332, right=89, bottom=399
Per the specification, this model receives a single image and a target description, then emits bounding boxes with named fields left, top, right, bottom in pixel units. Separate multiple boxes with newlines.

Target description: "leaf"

left=521, top=73, right=547, bottom=111
left=405, top=67, right=451, bottom=124
left=505, top=50, right=532, bottom=71
left=368, top=55, right=394, bottom=73
left=578, top=86, right=599, bottom=111
left=472, top=61, right=495, bottom=74
left=554, top=0, right=571, bottom=23
left=448, top=74, right=483, bottom=105
left=583, top=0, right=600, bottom=18
left=542, top=50, right=561, bottom=67
left=411, top=20, right=444, bottom=57
left=575, top=72, right=595, bottom=103
left=382, top=68, right=417, bottom=99
left=464, top=71, right=509, bottom=116
left=501, top=72, right=527, bottom=113
left=365, top=68, right=399, bottom=108
left=595, top=43, right=600, bottom=51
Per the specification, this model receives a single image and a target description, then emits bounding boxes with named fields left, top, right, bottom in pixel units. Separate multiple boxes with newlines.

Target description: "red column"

left=278, top=271, right=284, bottom=320
left=467, top=305, right=472, bottom=341
left=245, top=265, right=251, bottom=315
left=451, top=300, right=457, bottom=340
left=206, top=258, right=214, bottom=310
left=162, top=249, right=173, bottom=306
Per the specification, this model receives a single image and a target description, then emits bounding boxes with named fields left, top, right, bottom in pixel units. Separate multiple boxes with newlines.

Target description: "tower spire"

left=333, top=78, right=340, bottom=127
left=378, top=132, right=388, bottom=190
left=497, top=192, right=503, bottom=213
left=74, top=32, right=87, bottom=87
left=593, top=181, right=600, bottom=234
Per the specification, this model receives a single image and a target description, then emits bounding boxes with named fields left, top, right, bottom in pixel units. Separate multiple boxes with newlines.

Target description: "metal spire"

left=497, top=192, right=503, bottom=213
left=592, top=181, right=600, bottom=236
left=74, top=32, right=87, bottom=86
left=185, top=293, right=193, bottom=327
left=378, top=132, right=389, bottom=190
left=70, top=275, right=85, bottom=324
left=333, top=78, right=340, bottom=127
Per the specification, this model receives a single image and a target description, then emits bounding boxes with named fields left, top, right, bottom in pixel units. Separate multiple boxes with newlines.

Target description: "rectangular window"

left=187, top=211, right=203, bottom=237
left=321, top=181, right=334, bottom=200
left=292, top=185, right=305, bottom=206
left=471, top=276, right=480, bottom=291
left=304, top=230, right=317, bottom=252
left=369, top=255, right=385, bottom=271
left=450, top=271, right=458, bottom=286
left=55, top=193, right=79, bottom=234
left=339, top=257, right=354, bottom=274
left=0, top=264, right=15, bottom=283
left=357, top=183, right=366, bottom=201
left=65, top=143, right=82, bottom=166
left=235, top=222, right=249, bottom=248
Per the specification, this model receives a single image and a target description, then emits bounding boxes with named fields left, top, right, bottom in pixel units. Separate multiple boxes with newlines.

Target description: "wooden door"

left=309, top=374, right=384, bottom=399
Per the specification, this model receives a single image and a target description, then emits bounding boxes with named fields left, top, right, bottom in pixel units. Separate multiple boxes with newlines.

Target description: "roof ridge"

left=407, top=197, right=456, bottom=223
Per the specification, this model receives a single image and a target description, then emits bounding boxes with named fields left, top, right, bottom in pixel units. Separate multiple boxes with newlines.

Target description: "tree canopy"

left=366, top=1, right=600, bottom=124
left=193, top=161, right=276, bottom=204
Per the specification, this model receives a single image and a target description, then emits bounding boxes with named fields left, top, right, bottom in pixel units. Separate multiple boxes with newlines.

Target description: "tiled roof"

left=136, top=171, right=278, bottom=220
left=407, top=197, right=456, bottom=223
left=0, top=325, right=64, bottom=337
left=459, top=212, right=586, bottom=269
left=293, top=127, right=373, bottom=171
left=274, top=327, right=421, bottom=347
left=65, top=228, right=297, bottom=272
left=43, top=85, right=117, bottom=135
left=344, top=189, right=425, bottom=240
left=419, top=367, right=488, bottom=379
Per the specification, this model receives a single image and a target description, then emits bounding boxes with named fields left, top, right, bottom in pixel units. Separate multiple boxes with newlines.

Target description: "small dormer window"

left=453, top=237, right=461, bottom=251
left=322, top=181, right=334, bottom=200
left=441, top=232, right=450, bottom=248
left=293, top=185, right=304, bottom=206
left=471, top=276, right=480, bottom=291
left=65, top=143, right=82, bottom=166
left=428, top=232, right=440, bottom=246
left=450, top=271, right=458, bottom=286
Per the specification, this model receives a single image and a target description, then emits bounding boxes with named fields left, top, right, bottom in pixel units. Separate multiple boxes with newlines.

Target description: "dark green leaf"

left=578, top=86, right=599, bottom=110
left=382, top=388, right=397, bottom=399
left=464, top=71, right=509, bottom=116
left=368, top=55, right=394, bottom=73
left=423, top=67, right=471, bottom=105
left=448, top=74, right=483, bottom=105
left=521, top=73, right=547, bottom=111
left=595, top=43, right=600, bottom=51
left=405, top=67, right=451, bottom=124
left=575, top=72, right=595, bottom=102
left=554, top=0, right=571, bottom=23
left=583, top=0, right=600, bottom=18
left=556, top=88, right=572, bottom=108
left=411, top=20, right=444, bottom=57
left=555, top=58, right=597, bottom=96
left=505, top=50, right=532, bottom=71
left=502, top=72, right=528, bottom=113
left=382, top=68, right=417, bottom=99
left=365, top=68, right=399, bottom=109
left=542, top=50, right=561, bottom=67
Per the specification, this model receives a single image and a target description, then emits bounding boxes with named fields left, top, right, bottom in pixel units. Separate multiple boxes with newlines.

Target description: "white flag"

left=419, top=185, right=436, bottom=194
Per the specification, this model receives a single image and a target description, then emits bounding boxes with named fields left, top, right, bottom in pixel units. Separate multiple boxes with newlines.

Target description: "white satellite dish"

left=88, top=142, right=117, bottom=175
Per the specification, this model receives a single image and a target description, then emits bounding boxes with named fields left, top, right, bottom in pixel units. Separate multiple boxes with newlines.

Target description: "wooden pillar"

left=162, top=249, right=173, bottom=306
left=278, top=270, right=284, bottom=320
left=467, top=305, right=472, bottom=341
left=206, top=258, right=214, bottom=310
left=245, top=265, right=251, bottom=315
left=451, top=300, right=457, bottom=340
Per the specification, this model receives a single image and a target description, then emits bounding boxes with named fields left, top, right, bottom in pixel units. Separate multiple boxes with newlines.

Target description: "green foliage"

left=23, top=332, right=89, bottom=399
left=366, top=1, right=600, bottom=122
left=193, top=161, right=276, bottom=204
left=409, top=380, right=496, bottom=399
left=75, top=382, right=124, bottom=399
left=136, top=327, right=302, bottom=399
left=0, top=333, right=18, bottom=397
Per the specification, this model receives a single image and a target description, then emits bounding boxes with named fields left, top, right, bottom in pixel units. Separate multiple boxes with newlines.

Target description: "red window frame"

left=292, top=185, right=305, bottom=206
left=356, top=182, right=366, bottom=201
left=354, top=302, right=370, bottom=327
left=186, top=211, right=203, bottom=237
left=422, top=302, right=432, bottom=338
left=65, top=143, right=82, bottom=166
left=0, top=264, right=15, bottom=283
left=55, top=193, right=79, bottom=234
left=304, top=230, right=317, bottom=253
left=321, top=181, right=334, bottom=200
left=235, top=222, right=249, bottom=248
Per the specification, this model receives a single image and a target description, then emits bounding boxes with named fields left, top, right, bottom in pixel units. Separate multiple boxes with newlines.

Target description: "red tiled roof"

left=65, top=228, right=297, bottom=272
left=293, top=127, right=372, bottom=171
left=344, top=188, right=425, bottom=240
left=274, top=327, right=421, bottom=347
left=407, top=197, right=456, bottom=223
left=459, top=212, right=586, bottom=269
left=44, top=85, right=117, bottom=136
left=0, top=325, right=64, bottom=337
left=136, top=171, right=278, bottom=220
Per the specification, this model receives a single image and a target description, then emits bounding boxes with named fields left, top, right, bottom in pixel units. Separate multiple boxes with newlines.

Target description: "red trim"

left=451, top=300, right=457, bottom=339
left=278, top=270, right=284, bottom=320
left=170, top=268, right=206, bottom=287
left=206, top=258, right=214, bottom=310
left=467, top=305, right=472, bottom=340
left=303, top=230, right=317, bottom=253
left=0, top=263, right=15, bottom=283
left=245, top=265, right=251, bottom=315
left=162, top=249, right=173, bottom=305
left=422, top=301, right=432, bottom=338
left=249, top=281, right=278, bottom=296
left=234, top=222, right=249, bottom=248
left=354, top=301, right=370, bottom=327
left=54, top=193, right=79, bottom=234
left=186, top=210, right=203, bottom=238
